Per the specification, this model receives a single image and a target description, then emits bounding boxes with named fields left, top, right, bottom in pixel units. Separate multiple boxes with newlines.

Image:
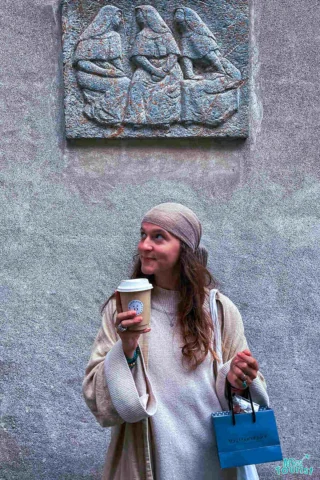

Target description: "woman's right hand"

left=227, top=349, right=259, bottom=390
left=154, top=68, right=167, bottom=78
left=151, top=75, right=163, bottom=82
left=115, top=291, right=151, bottom=358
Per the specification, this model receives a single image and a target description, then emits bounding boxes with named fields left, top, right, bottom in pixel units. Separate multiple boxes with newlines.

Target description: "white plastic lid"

left=117, top=278, right=153, bottom=292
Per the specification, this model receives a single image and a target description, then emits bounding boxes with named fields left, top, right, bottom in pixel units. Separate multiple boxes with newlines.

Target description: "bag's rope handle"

left=210, top=289, right=256, bottom=425
left=209, top=289, right=222, bottom=367
left=226, top=380, right=256, bottom=425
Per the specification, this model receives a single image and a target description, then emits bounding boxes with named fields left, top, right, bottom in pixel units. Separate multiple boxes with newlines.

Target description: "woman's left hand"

left=227, top=349, right=259, bottom=390
left=151, top=69, right=166, bottom=82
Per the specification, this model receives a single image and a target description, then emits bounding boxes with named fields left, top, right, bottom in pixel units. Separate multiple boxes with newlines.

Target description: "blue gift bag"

left=211, top=384, right=282, bottom=469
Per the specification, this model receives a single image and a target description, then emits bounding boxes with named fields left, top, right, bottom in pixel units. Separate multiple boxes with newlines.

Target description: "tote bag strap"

left=209, top=289, right=222, bottom=371
left=210, top=289, right=259, bottom=480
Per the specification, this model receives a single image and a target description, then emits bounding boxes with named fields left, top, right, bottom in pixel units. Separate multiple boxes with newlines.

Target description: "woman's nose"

left=139, top=237, right=153, bottom=251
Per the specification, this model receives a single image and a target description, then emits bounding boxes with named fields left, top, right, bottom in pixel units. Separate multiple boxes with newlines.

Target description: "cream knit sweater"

left=102, top=287, right=269, bottom=479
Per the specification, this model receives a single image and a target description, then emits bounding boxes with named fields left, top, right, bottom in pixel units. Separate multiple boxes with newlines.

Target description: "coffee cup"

left=117, top=279, right=153, bottom=331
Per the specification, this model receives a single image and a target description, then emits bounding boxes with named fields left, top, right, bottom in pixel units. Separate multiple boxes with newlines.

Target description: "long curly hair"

left=103, top=241, right=220, bottom=370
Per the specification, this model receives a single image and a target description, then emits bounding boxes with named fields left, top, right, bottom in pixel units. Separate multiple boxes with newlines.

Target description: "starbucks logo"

left=128, top=300, right=144, bottom=315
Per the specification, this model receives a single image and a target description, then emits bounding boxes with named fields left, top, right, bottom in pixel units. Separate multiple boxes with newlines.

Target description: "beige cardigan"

left=82, top=292, right=268, bottom=480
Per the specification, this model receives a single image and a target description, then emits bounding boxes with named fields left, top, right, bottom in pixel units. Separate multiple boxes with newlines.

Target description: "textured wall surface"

left=0, top=0, right=319, bottom=479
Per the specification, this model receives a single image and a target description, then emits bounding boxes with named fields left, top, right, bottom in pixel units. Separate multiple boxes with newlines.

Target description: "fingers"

left=229, top=349, right=262, bottom=391
left=233, top=361, right=257, bottom=380
left=231, top=364, right=255, bottom=384
left=115, top=307, right=151, bottom=333
left=236, top=351, right=259, bottom=371
left=122, top=327, right=151, bottom=334
left=241, top=348, right=252, bottom=356
left=227, top=369, right=253, bottom=389
left=118, top=315, right=143, bottom=329
left=116, top=310, right=139, bottom=325
left=232, top=364, right=253, bottom=383
left=230, top=351, right=259, bottom=388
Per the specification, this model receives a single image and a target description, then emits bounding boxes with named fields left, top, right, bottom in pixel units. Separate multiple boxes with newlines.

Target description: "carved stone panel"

left=62, top=0, right=249, bottom=138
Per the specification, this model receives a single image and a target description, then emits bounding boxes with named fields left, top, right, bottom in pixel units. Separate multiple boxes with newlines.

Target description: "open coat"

left=82, top=291, right=269, bottom=480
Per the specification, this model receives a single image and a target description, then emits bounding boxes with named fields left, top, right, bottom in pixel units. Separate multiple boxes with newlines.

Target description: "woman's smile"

left=141, top=256, right=156, bottom=263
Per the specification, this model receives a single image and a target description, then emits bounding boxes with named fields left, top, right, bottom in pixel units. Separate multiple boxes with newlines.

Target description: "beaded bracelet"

left=126, top=346, right=140, bottom=369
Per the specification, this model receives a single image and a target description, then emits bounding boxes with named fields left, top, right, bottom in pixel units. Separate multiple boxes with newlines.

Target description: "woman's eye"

left=140, top=232, right=164, bottom=240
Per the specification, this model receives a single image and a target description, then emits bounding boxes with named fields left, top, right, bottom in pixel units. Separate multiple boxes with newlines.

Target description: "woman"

left=124, top=6, right=183, bottom=128
left=173, top=7, right=242, bottom=81
left=83, top=203, right=269, bottom=480
left=173, top=7, right=242, bottom=127
left=73, top=5, right=130, bottom=126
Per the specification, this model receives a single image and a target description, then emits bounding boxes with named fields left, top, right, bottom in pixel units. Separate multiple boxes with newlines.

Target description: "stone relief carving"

left=63, top=1, right=249, bottom=138
left=174, top=7, right=242, bottom=126
left=73, top=6, right=130, bottom=125
left=174, top=7, right=228, bottom=81
left=124, top=6, right=183, bottom=128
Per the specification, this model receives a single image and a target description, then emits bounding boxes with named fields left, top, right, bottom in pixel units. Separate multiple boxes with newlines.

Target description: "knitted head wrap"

left=141, top=202, right=208, bottom=266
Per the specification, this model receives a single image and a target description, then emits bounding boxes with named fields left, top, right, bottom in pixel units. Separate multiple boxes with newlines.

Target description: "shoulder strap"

left=209, top=289, right=222, bottom=371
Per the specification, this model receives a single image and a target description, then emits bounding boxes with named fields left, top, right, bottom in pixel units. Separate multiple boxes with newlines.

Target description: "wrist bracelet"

left=126, top=346, right=140, bottom=366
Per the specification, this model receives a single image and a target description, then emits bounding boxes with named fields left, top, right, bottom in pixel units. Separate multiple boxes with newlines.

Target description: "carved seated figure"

left=174, top=7, right=243, bottom=127
left=73, top=5, right=130, bottom=126
left=124, top=6, right=183, bottom=129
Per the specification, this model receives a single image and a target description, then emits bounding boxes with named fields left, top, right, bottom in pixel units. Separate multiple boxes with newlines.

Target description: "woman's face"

left=174, top=8, right=185, bottom=24
left=135, top=8, right=145, bottom=27
left=138, top=222, right=181, bottom=279
left=112, top=10, right=123, bottom=29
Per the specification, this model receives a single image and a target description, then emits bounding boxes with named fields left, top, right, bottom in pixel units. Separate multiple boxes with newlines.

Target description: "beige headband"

left=141, top=202, right=202, bottom=251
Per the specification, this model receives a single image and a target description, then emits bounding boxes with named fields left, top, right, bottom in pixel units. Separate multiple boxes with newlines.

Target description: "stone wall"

left=0, top=0, right=319, bottom=479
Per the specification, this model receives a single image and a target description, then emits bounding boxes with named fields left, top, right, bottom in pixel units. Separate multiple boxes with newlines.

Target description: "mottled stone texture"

left=62, top=0, right=248, bottom=138
left=1, top=0, right=320, bottom=479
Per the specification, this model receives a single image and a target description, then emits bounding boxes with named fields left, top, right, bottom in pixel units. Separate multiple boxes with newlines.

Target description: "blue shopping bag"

left=211, top=384, right=283, bottom=468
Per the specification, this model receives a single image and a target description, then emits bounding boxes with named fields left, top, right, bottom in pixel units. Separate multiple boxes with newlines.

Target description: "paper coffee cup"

left=117, top=279, right=153, bottom=331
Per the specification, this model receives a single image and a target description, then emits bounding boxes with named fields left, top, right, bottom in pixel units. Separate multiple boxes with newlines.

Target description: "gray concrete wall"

left=0, top=0, right=319, bottom=479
